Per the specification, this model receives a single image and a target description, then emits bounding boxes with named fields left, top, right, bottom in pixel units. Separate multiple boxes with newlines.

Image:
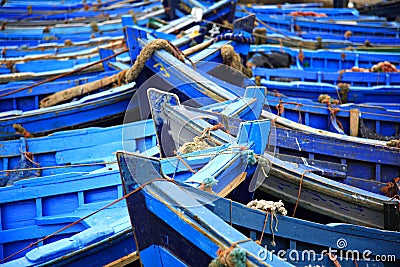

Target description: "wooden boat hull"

left=117, top=152, right=400, bottom=266
left=117, top=151, right=292, bottom=267
left=0, top=84, right=136, bottom=140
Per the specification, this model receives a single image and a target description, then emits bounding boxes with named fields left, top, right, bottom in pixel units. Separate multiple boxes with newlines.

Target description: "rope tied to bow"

left=220, top=44, right=253, bottom=78
left=247, top=199, right=287, bottom=247
left=209, top=238, right=251, bottom=267
left=178, top=123, right=224, bottom=154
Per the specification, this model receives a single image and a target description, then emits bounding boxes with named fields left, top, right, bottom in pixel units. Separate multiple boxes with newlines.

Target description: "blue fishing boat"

left=117, top=150, right=400, bottom=266
left=263, top=91, right=400, bottom=138
left=125, top=22, right=400, bottom=139
left=0, top=23, right=209, bottom=139
left=253, top=68, right=400, bottom=87
left=0, top=88, right=272, bottom=265
left=122, top=22, right=399, bottom=230
left=253, top=14, right=400, bottom=38
left=0, top=36, right=124, bottom=58
left=237, top=4, right=359, bottom=18
left=146, top=88, right=400, bottom=230
left=0, top=118, right=157, bottom=186
left=0, top=1, right=163, bottom=24
left=116, top=121, right=293, bottom=267
left=0, top=117, right=159, bottom=265
left=249, top=44, right=400, bottom=71
left=0, top=0, right=235, bottom=47
left=0, top=82, right=136, bottom=140
left=0, top=167, right=138, bottom=266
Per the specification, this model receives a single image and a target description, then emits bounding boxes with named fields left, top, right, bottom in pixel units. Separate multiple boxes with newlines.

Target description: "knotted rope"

left=381, top=177, right=400, bottom=198
left=220, top=44, right=253, bottom=78
left=209, top=239, right=251, bottom=267
left=247, top=199, right=287, bottom=247
left=178, top=123, right=224, bottom=154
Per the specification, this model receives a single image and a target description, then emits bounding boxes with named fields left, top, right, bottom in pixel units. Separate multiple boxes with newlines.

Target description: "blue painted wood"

left=125, top=32, right=399, bottom=228
left=118, top=152, right=292, bottom=266
left=250, top=45, right=400, bottom=71
left=0, top=169, right=134, bottom=266
left=0, top=119, right=156, bottom=183
left=2, top=120, right=258, bottom=265
left=254, top=68, right=400, bottom=87
left=0, top=83, right=136, bottom=140
left=254, top=13, right=400, bottom=37
left=0, top=115, right=162, bottom=265
left=118, top=152, right=400, bottom=266
left=209, top=195, right=400, bottom=266
left=238, top=5, right=358, bottom=18
left=142, top=88, right=397, bottom=228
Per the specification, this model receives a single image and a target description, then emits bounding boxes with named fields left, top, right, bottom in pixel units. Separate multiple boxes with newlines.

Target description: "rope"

left=381, top=177, right=400, bottom=198
left=220, top=44, right=252, bottom=78
left=269, top=213, right=277, bottom=247
left=209, top=238, right=252, bottom=267
left=337, top=83, right=350, bottom=104
left=326, top=252, right=342, bottom=267
left=23, top=152, right=39, bottom=167
left=387, top=140, right=400, bottom=148
left=292, top=170, right=313, bottom=217
left=0, top=177, right=170, bottom=263
left=255, top=212, right=268, bottom=245
left=0, top=49, right=128, bottom=99
left=12, top=124, right=33, bottom=138
left=174, top=151, right=196, bottom=173
left=177, top=123, right=224, bottom=154
left=247, top=199, right=285, bottom=247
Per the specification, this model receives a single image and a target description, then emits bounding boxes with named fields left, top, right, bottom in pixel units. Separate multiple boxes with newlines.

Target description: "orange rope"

left=326, top=252, right=342, bottom=267
left=174, top=151, right=196, bottom=173
left=256, top=212, right=269, bottom=245
left=292, top=170, right=313, bottom=217
left=0, top=48, right=128, bottom=99
left=0, top=177, right=168, bottom=263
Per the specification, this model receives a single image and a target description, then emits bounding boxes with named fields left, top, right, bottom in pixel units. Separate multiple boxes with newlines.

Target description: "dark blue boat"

left=146, top=88, right=399, bottom=230
left=116, top=122, right=293, bottom=267
left=117, top=149, right=400, bottom=266
left=249, top=44, right=400, bottom=72
left=124, top=12, right=400, bottom=227
left=0, top=119, right=157, bottom=186
left=125, top=22, right=400, bottom=140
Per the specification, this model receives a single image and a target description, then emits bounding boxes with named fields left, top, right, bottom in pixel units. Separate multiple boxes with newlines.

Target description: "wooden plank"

left=350, top=108, right=359, bottom=137
left=217, top=172, right=247, bottom=198
left=103, top=252, right=139, bottom=267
